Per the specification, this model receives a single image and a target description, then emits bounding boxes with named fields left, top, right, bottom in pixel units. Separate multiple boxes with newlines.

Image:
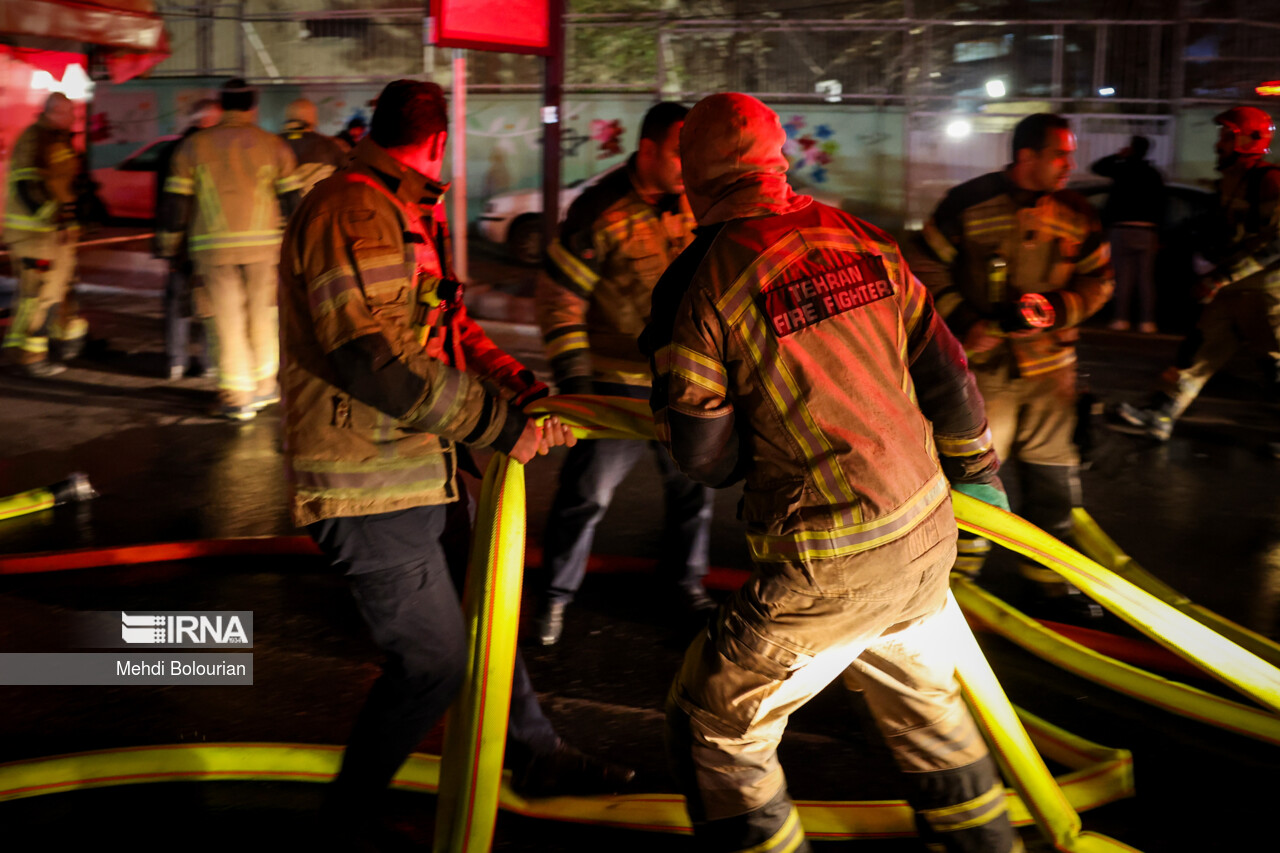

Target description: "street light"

left=946, top=119, right=972, bottom=139
left=985, top=79, right=1006, bottom=98
left=1098, top=87, right=1116, bottom=97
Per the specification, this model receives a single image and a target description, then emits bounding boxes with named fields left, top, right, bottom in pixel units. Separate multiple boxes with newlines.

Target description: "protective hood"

left=680, top=92, right=810, bottom=225
left=284, top=98, right=319, bottom=132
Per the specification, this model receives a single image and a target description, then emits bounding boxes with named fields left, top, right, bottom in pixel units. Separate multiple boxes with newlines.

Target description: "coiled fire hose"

left=3, top=397, right=1278, bottom=852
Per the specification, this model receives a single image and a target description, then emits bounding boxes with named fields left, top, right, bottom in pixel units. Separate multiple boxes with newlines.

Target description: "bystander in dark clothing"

left=153, top=99, right=220, bottom=380
left=334, top=116, right=367, bottom=153
left=1092, top=136, right=1166, bottom=332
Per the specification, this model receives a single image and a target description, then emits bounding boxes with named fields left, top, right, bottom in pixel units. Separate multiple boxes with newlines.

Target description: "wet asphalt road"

left=0, top=243, right=1277, bottom=851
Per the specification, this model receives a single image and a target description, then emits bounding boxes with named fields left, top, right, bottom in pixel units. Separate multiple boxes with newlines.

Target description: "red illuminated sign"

left=430, top=0, right=555, bottom=56
left=1257, top=81, right=1280, bottom=97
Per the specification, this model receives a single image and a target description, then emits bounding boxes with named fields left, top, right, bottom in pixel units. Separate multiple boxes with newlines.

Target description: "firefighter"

left=2, top=93, right=88, bottom=378
left=910, top=113, right=1114, bottom=620
left=156, top=79, right=302, bottom=420
left=534, top=101, right=716, bottom=647
left=279, top=97, right=346, bottom=197
left=642, top=93, right=1019, bottom=853
left=1115, top=106, right=1280, bottom=449
left=279, top=80, right=633, bottom=837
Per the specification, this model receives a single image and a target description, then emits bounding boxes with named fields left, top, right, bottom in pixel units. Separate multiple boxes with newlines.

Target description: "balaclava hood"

left=680, top=93, right=810, bottom=225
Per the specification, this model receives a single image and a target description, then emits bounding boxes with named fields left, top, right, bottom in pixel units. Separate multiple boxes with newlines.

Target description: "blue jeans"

left=308, top=497, right=559, bottom=805
left=542, top=439, right=714, bottom=606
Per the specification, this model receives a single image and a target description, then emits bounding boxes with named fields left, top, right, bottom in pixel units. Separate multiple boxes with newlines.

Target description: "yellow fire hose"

left=0, top=720, right=1131, bottom=839
left=3, top=397, right=1275, bottom=852
left=952, top=493, right=1280, bottom=716
left=469, top=398, right=1143, bottom=850
left=1070, top=508, right=1280, bottom=670
left=433, top=454, right=527, bottom=853
left=0, top=473, right=96, bottom=521
left=954, top=578, right=1280, bottom=746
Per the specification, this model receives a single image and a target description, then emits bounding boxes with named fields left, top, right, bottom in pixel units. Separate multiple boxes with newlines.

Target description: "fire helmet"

left=1214, top=106, right=1274, bottom=156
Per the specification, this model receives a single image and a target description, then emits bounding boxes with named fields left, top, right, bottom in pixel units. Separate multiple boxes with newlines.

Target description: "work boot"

left=251, top=388, right=281, bottom=410
left=680, top=583, right=718, bottom=616
left=213, top=403, right=256, bottom=422
left=167, top=364, right=186, bottom=382
left=21, top=360, right=66, bottom=379
left=511, top=741, right=636, bottom=798
left=536, top=600, right=566, bottom=646
left=1114, top=398, right=1175, bottom=441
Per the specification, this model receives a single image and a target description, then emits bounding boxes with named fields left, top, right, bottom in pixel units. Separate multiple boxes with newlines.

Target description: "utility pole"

left=541, top=0, right=565, bottom=252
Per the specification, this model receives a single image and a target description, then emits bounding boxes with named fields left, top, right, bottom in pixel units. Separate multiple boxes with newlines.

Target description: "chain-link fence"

left=147, top=7, right=1280, bottom=110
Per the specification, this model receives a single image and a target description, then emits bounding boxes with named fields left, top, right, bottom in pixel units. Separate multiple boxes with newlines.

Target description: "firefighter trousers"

left=666, top=502, right=1018, bottom=853
left=1160, top=289, right=1280, bottom=419
left=2, top=232, right=84, bottom=365
left=955, top=362, right=1082, bottom=593
left=193, top=260, right=279, bottom=407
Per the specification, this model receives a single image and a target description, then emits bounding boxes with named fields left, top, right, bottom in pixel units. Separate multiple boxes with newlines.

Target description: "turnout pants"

left=667, top=503, right=1018, bottom=853
left=955, top=362, right=1082, bottom=593
left=193, top=260, right=279, bottom=407
left=307, top=497, right=560, bottom=809
left=1160, top=289, right=1280, bottom=419
left=541, top=438, right=714, bottom=605
left=2, top=232, right=84, bottom=365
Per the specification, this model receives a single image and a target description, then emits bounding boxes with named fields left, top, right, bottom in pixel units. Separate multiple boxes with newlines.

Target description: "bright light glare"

left=946, top=119, right=972, bottom=139
left=1098, top=86, right=1116, bottom=96
left=985, top=79, right=1006, bottom=98
left=30, top=64, right=94, bottom=100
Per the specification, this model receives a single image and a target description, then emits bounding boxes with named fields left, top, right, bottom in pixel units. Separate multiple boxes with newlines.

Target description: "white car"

left=475, top=165, right=847, bottom=266
left=475, top=165, right=622, bottom=266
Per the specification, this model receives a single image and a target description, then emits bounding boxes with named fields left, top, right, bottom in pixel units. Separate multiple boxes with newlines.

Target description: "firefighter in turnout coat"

left=642, top=93, right=1020, bottom=853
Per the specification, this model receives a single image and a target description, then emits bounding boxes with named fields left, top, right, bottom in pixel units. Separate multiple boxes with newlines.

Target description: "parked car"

left=1068, top=178, right=1216, bottom=334
left=476, top=165, right=846, bottom=266
left=89, top=134, right=179, bottom=222
left=475, top=165, right=623, bottom=266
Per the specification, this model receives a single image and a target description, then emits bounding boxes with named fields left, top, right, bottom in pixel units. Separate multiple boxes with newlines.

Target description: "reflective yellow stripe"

left=748, top=473, right=949, bottom=562
left=966, top=213, right=1015, bottom=240
left=670, top=344, right=727, bottom=397
left=1076, top=242, right=1111, bottom=274
left=189, top=231, right=282, bottom=251
left=937, top=427, right=993, bottom=457
left=919, top=781, right=1007, bottom=832
left=739, top=299, right=856, bottom=512
left=193, top=164, right=229, bottom=235
left=545, top=329, right=589, bottom=359
left=547, top=239, right=600, bottom=295
left=1054, top=290, right=1083, bottom=328
left=956, top=537, right=992, bottom=554
left=9, top=167, right=41, bottom=181
left=164, top=175, right=195, bottom=195
left=602, top=208, right=658, bottom=241
left=922, top=219, right=958, bottom=264
left=276, top=173, right=304, bottom=194
left=1017, top=348, right=1075, bottom=377
left=734, top=806, right=803, bottom=853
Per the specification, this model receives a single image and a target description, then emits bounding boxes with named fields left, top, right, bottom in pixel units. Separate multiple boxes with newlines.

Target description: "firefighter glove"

left=952, top=481, right=1011, bottom=512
